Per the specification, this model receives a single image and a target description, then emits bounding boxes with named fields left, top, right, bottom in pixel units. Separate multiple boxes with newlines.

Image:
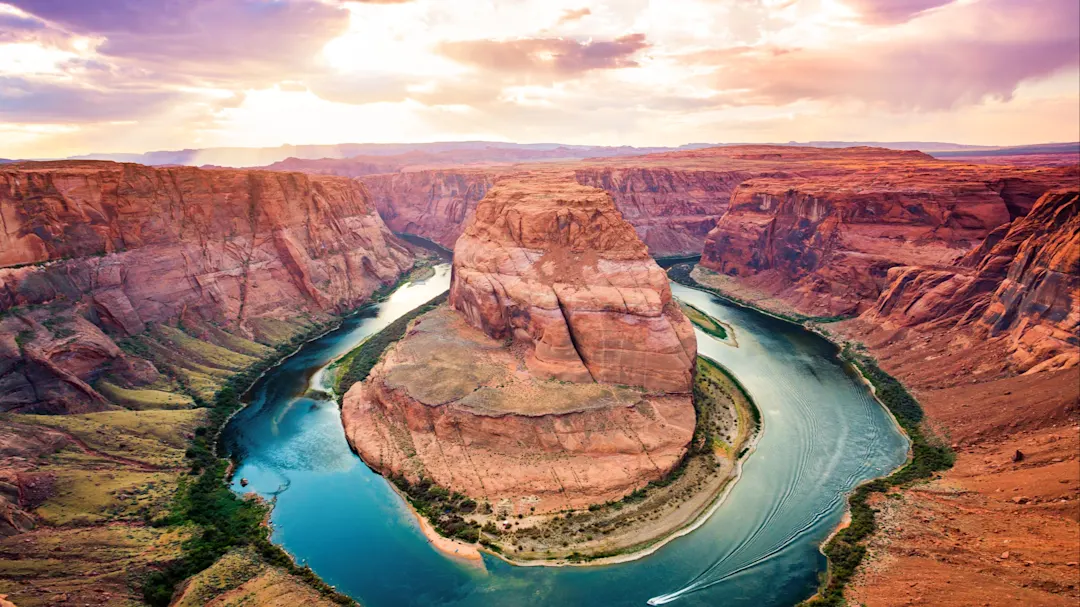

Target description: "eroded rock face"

left=574, top=168, right=749, bottom=257
left=0, top=420, right=68, bottom=536
left=865, top=190, right=1080, bottom=372
left=343, top=173, right=698, bottom=511
left=360, top=170, right=495, bottom=249
left=0, top=161, right=413, bottom=412
left=342, top=307, right=695, bottom=512
left=699, top=163, right=1074, bottom=317
left=448, top=173, right=696, bottom=393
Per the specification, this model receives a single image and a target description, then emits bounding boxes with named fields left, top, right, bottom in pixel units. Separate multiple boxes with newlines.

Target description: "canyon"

left=342, top=174, right=700, bottom=514
left=0, top=143, right=1076, bottom=606
left=0, top=161, right=416, bottom=606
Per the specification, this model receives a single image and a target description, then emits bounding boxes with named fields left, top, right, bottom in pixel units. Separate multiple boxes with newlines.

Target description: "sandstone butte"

left=342, top=173, right=698, bottom=512
left=0, top=161, right=414, bottom=415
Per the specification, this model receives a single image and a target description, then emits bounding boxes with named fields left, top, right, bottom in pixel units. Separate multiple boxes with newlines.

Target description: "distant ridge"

left=21, top=140, right=1078, bottom=168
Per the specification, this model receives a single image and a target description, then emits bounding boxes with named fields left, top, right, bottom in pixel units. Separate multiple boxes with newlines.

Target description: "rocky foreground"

left=343, top=174, right=699, bottom=515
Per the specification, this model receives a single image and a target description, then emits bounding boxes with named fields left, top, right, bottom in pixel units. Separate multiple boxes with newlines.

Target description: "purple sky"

left=1, top=0, right=1077, bottom=157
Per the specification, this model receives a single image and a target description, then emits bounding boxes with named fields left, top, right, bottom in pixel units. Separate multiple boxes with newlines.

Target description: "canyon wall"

left=360, top=170, right=495, bottom=250
left=698, top=163, right=1075, bottom=317
left=865, top=189, right=1079, bottom=372
left=360, top=166, right=744, bottom=257
left=0, top=161, right=413, bottom=413
left=573, top=168, right=749, bottom=257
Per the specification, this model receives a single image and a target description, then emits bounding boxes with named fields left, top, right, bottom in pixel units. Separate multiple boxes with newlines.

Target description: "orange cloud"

left=557, top=8, right=591, bottom=26
left=439, top=34, right=649, bottom=79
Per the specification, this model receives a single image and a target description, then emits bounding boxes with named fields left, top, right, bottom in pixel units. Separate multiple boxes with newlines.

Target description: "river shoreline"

left=478, top=358, right=763, bottom=569
left=221, top=257, right=909, bottom=607
left=666, top=264, right=926, bottom=606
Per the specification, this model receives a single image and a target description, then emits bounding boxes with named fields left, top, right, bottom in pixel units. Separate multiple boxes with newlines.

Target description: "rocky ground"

left=342, top=172, right=765, bottom=562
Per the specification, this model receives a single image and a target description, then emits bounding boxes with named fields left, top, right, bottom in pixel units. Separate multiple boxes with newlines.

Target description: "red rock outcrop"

left=0, top=161, right=413, bottom=413
left=360, top=170, right=496, bottom=249
left=343, top=173, right=697, bottom=511
left=342, top=307, right=695, bottom=512
left=697, top=152, right=1075, bottom=317
left=573, top=167, right=749, bottom=257
left=449, top=173, right=697, bottom=392
left=864, top=189, right=1079, bottom=372
left=354, top=145, right=1072, bottom=263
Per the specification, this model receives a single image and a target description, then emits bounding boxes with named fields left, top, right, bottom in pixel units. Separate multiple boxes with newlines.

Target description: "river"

left=222, top=263, right=908, bottom=607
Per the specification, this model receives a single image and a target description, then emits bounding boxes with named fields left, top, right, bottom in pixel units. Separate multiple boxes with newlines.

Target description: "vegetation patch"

left=32, top=468, right=178, bottom=526
left=333, top=292, right=449, bottom=395
left=140, top=316, right=356, bottom=606
left=14, top=409, right=205, bottom=468
left=0, top=525, right=189, bottom=607
left=678, top=301, right=729, bottom=340
left=96, top=380, right=196, bottom=410
left=799, top=348, right=954, bottom=606
left=665, top=263, right=950, bottom=604
left=389, top=476, right=482, bottom=542
left=170, top=546, right=267, bottom=607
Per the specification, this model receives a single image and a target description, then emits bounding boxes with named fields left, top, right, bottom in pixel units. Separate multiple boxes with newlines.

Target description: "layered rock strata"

left=343, top=174, right=697, bottom=512
left=342, top=307, right=695, bottom=512
left=573, top=167, right=748, bottom=257
left=0, top=161, right=413, bottom=413
left=698, top=158, right=1075, bottom=317
left=360, top=170, right=495, bottom=249
left=863, top=189, right=1079, bottom=372
left=448, top=173, right=697, bottom=392
left=351, top=145, right=1072, bottom=262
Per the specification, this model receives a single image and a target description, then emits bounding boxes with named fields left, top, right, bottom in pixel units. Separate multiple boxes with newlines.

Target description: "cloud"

left=701, top=0, right=1080, bottom=111
left=5, top=0, right=351, bottom=86
left=0, top=76, right=181, bottom=121
left=556, top=8, right=591, bottom=26
left=841, top=0, right=956, bottom=24
left=305, top=72, right=414, bottom=105
left=438, top=33, right=649, bottom=80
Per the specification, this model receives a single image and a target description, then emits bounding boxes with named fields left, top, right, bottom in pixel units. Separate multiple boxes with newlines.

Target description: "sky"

left=1, top=0, right=1078, bottom=158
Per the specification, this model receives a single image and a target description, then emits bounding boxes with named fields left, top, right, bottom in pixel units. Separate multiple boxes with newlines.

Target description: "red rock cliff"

left=0, top=161, right=413, bottom=413
left=343, top=172, right=697, bottom=512
left=573, top=167, right=748, bottom=257
left=448, top=173, right=696, bottom=393
left=699, top=161, right=1074, bottom=316
left=360, top=170, right=495, bottom=249
left=865, top=189, right=1079, bottom=372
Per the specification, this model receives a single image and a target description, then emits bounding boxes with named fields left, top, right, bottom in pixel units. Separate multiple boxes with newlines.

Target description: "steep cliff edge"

left=699, top=163, right=1075, bottom=317
left=360, top=166, right=738, bottom=257
left=360, top=170, right=495, bottom=250
left=863, top=189, right=1079, bottom=372
left=0, top=161, right=413, bottom=413
left=573, top=167, right=748, bottom=257
left=342, top=174, right=698, bottom=513
left=449, top=173, right=697, bottom=392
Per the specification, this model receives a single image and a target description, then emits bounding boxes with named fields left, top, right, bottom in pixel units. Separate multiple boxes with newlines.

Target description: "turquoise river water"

left=222, top=263, right=908, bottom=607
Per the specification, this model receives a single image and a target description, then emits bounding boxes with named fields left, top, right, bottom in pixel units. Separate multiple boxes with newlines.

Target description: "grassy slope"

left=0, top=313, right=358, bottom=607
